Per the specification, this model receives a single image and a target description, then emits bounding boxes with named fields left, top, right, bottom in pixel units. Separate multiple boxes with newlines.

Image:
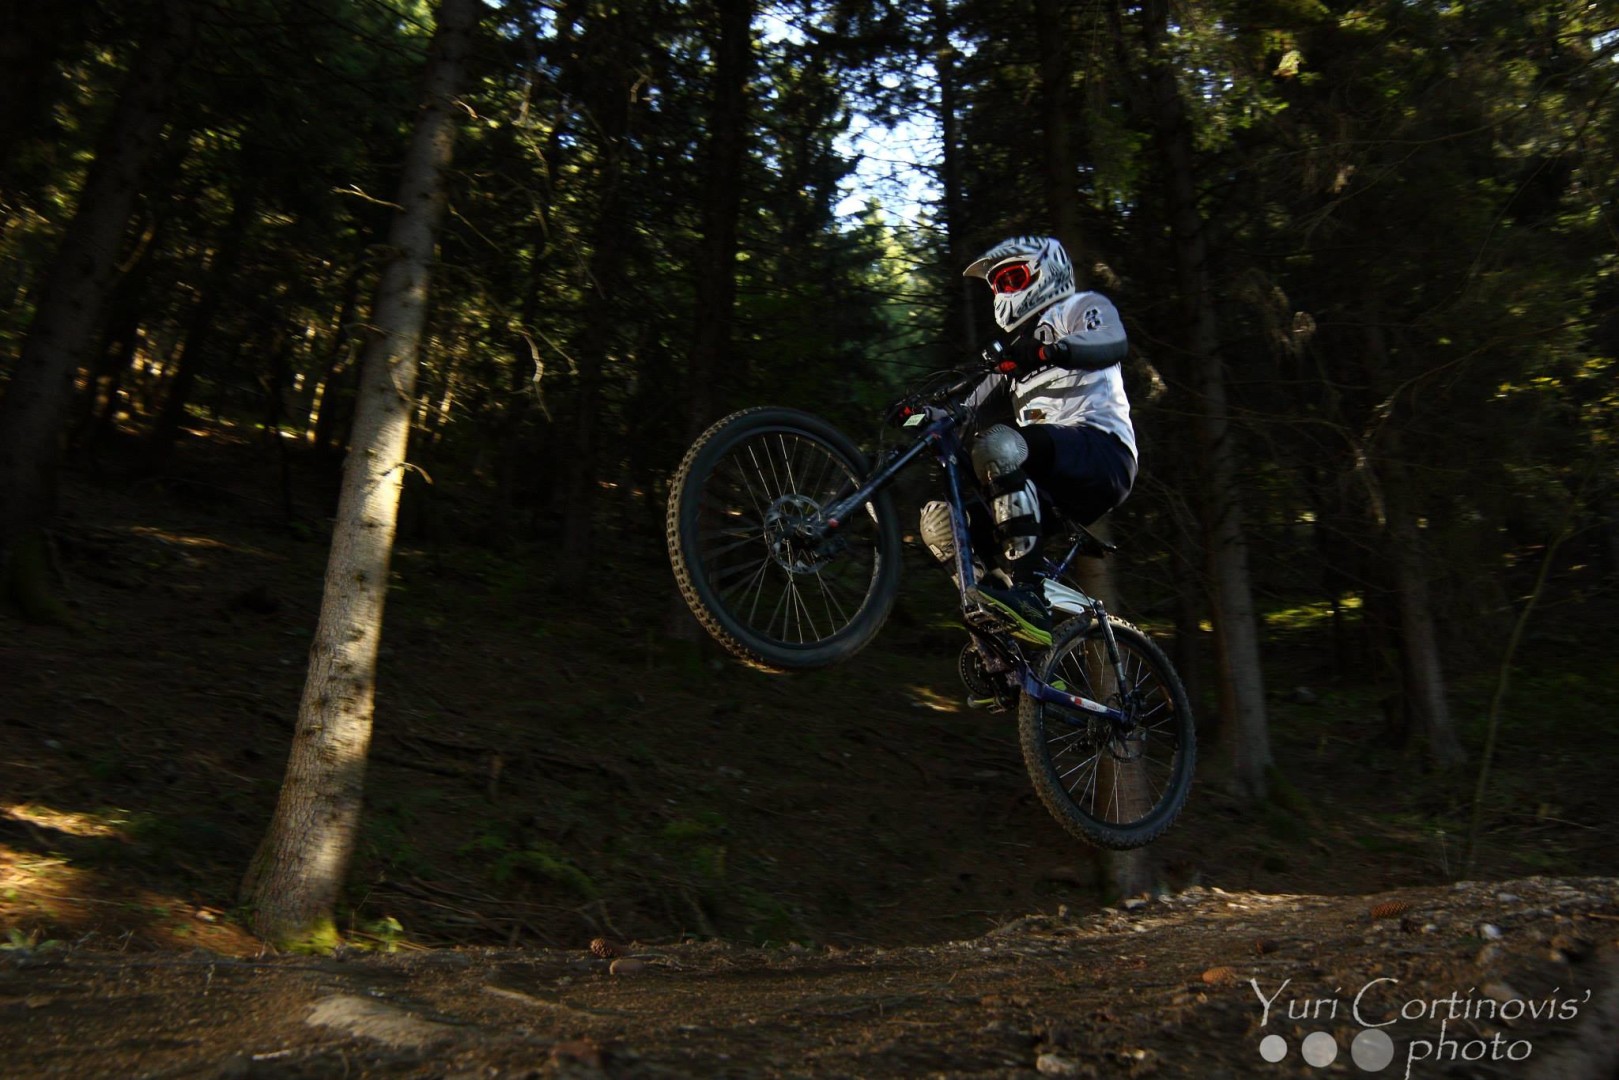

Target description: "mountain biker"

left=925, top=235, right=1137, bottom=647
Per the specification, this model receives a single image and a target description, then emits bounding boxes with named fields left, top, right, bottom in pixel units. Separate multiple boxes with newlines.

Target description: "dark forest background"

left=0, top=0, right=1615, bottom=949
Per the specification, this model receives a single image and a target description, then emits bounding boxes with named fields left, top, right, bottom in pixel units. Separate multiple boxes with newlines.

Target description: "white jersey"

left=968, top=291, right=1137, bottom=460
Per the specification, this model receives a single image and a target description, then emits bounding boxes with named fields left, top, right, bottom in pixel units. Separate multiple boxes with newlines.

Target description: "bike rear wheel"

left=667, top=407, right=902, bottom=671
left=1019, top=617, right=1195, bottom=850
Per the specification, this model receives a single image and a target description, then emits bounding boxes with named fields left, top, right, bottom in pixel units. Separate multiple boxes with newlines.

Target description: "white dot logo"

left=1301, top=1031, right=1338, bottom=1067
left=1260, top=1029, right=1397, bottom=1071
left=1351, top=1029, right=1395, bottom=1071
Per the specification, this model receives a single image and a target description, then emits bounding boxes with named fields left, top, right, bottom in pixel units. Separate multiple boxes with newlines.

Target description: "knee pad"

left=918, top=500, right=955, bottom=563
left=971, top=424, right=1029, bottom=484
left=992, top=480, right=1041, bottom=561
left=972, top=425, right=1041, bottom=564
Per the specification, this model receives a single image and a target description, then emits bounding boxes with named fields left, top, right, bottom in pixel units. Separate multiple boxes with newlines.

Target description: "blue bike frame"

left=818, top=411, right=1132, bottom=727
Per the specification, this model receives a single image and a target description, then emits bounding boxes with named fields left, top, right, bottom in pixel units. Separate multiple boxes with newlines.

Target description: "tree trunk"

left=1132, top=0, right=1272, bottom=799
left=1170, top=510, right=1210, bottom=734
left=70, top=302, right=139, bottom=450
left=1361, top=307, right=1463, bottom=768
left=1037, top=0, right=1153, bottom=894
left=303, top=262, right=366, bottom=447
left=1601, top=492, right=1619, bottom=580
left=930, top=0, right=976, bottom=352
left=1035, top=0, right=1090, bottom=291
left=1381, top=458, right=1465, bottom=768
left=0, top=0, right=195, bottom=618
left=682, top=0, right=756, bottom=441
left=560, top=9, right=643, bottom=568
left=146, top=173, right=261, bottom=463
left=69, top=200, right=174, bottom=453
left=241, top=0, right=478, bottom=948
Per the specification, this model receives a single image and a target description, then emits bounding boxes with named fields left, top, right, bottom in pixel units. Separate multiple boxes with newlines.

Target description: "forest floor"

left=3, top=875, right=1617, bottom=1078
left=1, top=426, right=1617, bottom=1077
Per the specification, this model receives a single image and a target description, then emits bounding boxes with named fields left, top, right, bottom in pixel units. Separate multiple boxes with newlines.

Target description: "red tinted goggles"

left=989, top=261, right=1035, bottom=294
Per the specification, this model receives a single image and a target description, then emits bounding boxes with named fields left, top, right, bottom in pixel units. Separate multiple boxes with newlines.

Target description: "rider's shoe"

left=968, top=582, right=1053, bottom=648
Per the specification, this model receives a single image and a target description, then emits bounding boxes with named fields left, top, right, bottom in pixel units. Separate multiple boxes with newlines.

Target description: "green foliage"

left=658, top=812, right=730, bottom=882
left=279, top=918, right=343, bottom=955
left=347, top=914, right=407, bottom=952
left=461, top=826, right=599, bottom=898
left=492, top=843, right=599, bottom=898
left=1, top=928, right=64, bottom=953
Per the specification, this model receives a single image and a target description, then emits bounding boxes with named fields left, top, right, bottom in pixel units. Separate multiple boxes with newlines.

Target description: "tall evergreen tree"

left=0, top=0, right=196, bottom=619
left=243, top=0, right=480, bottom=947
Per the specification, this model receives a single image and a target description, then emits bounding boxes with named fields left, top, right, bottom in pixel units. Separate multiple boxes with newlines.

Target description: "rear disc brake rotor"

left=763, top=494, right=832, bottom=574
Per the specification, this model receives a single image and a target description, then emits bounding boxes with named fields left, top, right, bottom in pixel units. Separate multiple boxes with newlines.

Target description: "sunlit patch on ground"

left=1263, top=593, right=1362, bottom=631
left=0, top=807, right=260, bottom=954
left=906, top=685, right=961, bottom=712
left=127, top=525, right=281, bottom=559
left=4, top=804, right=128, bottom=838
left=2, top=804, right=135, bottom=931
left=0, top=846, right=91, bottom=920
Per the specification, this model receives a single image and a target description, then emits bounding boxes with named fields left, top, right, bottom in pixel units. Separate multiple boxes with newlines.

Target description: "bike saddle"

left=1048, top=508, right=1119, bottom=559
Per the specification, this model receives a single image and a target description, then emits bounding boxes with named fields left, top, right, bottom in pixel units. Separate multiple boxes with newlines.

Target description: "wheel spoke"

left=1028, top=621, right=1194, bottom=840
left=1057, top=748, right=1102, bottom=785
left=812, top=567, right=852, bottom=627
left=701, top=533, right=767, bottom=561
left=670, top=417, right=900, bottom=676
left=786, top=574, right=817, bottom=643
left=725, top=557, right=771, bottom=608
left=773, top=433, right=793, bottom=495
left=764, top=576, right=791, bottom=640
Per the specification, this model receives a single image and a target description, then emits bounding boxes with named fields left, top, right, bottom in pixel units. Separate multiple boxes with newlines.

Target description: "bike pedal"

left=963, top=606, right=1002, bottom=632
left=965, top=696, right=1006, bottom=712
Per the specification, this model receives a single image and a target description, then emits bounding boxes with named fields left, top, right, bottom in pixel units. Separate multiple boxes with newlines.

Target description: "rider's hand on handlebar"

left=885, top=399, right=950, bottom=428
left=884, top=398, right=917, bottom=428
left=980, top=337, right=1044, bottom=377
left=998, top=334, right=1047, bottom=376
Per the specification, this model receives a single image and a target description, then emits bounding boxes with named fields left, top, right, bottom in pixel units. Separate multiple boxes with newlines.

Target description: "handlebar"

left=884, top=342, right=1018, bottom=430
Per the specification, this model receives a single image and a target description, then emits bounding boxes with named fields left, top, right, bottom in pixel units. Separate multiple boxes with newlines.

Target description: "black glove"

left=1000, top=334, right=1048, bottom=376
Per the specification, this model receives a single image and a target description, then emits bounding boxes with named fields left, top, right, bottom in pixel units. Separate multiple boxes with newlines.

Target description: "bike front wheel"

left=1019, top=617, right=1195, bottom=850
left=666, top=407, right=902, bottom=671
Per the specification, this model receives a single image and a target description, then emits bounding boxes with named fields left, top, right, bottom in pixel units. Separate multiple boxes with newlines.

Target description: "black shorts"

left=1020, top=423, right=1137, bottom=526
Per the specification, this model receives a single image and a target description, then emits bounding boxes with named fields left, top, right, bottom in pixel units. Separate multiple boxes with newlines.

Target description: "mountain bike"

left=665, top=355, right=1194, bottom=850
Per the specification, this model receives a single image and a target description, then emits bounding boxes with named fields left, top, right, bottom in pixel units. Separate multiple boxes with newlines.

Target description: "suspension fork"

left=1087, top=599, right=1125, bottom=682
left=1020, top=599, right=1134, bottom=726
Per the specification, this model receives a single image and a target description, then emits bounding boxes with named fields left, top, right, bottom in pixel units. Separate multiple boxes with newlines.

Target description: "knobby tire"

left=1019, top=617, right=1195, bottom=850
left=667, top=407, right=902, bottom=672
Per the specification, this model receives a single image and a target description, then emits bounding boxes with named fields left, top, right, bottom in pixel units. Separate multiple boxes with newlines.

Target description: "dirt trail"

left=3, top=876, right=1614, bottom=1079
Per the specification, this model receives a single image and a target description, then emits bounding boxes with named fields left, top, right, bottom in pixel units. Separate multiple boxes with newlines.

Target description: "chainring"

left=959, top=643, right=1018, bottom=709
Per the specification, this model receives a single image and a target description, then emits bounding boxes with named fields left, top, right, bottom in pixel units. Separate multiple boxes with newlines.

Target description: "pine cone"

left=1369, top=901, right=1411, bottom=921
left=589, top=937, right=620, bottom=959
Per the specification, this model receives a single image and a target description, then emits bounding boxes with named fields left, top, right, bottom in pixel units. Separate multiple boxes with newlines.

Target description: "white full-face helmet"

left=963, top=235, right=1076, bottom=332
